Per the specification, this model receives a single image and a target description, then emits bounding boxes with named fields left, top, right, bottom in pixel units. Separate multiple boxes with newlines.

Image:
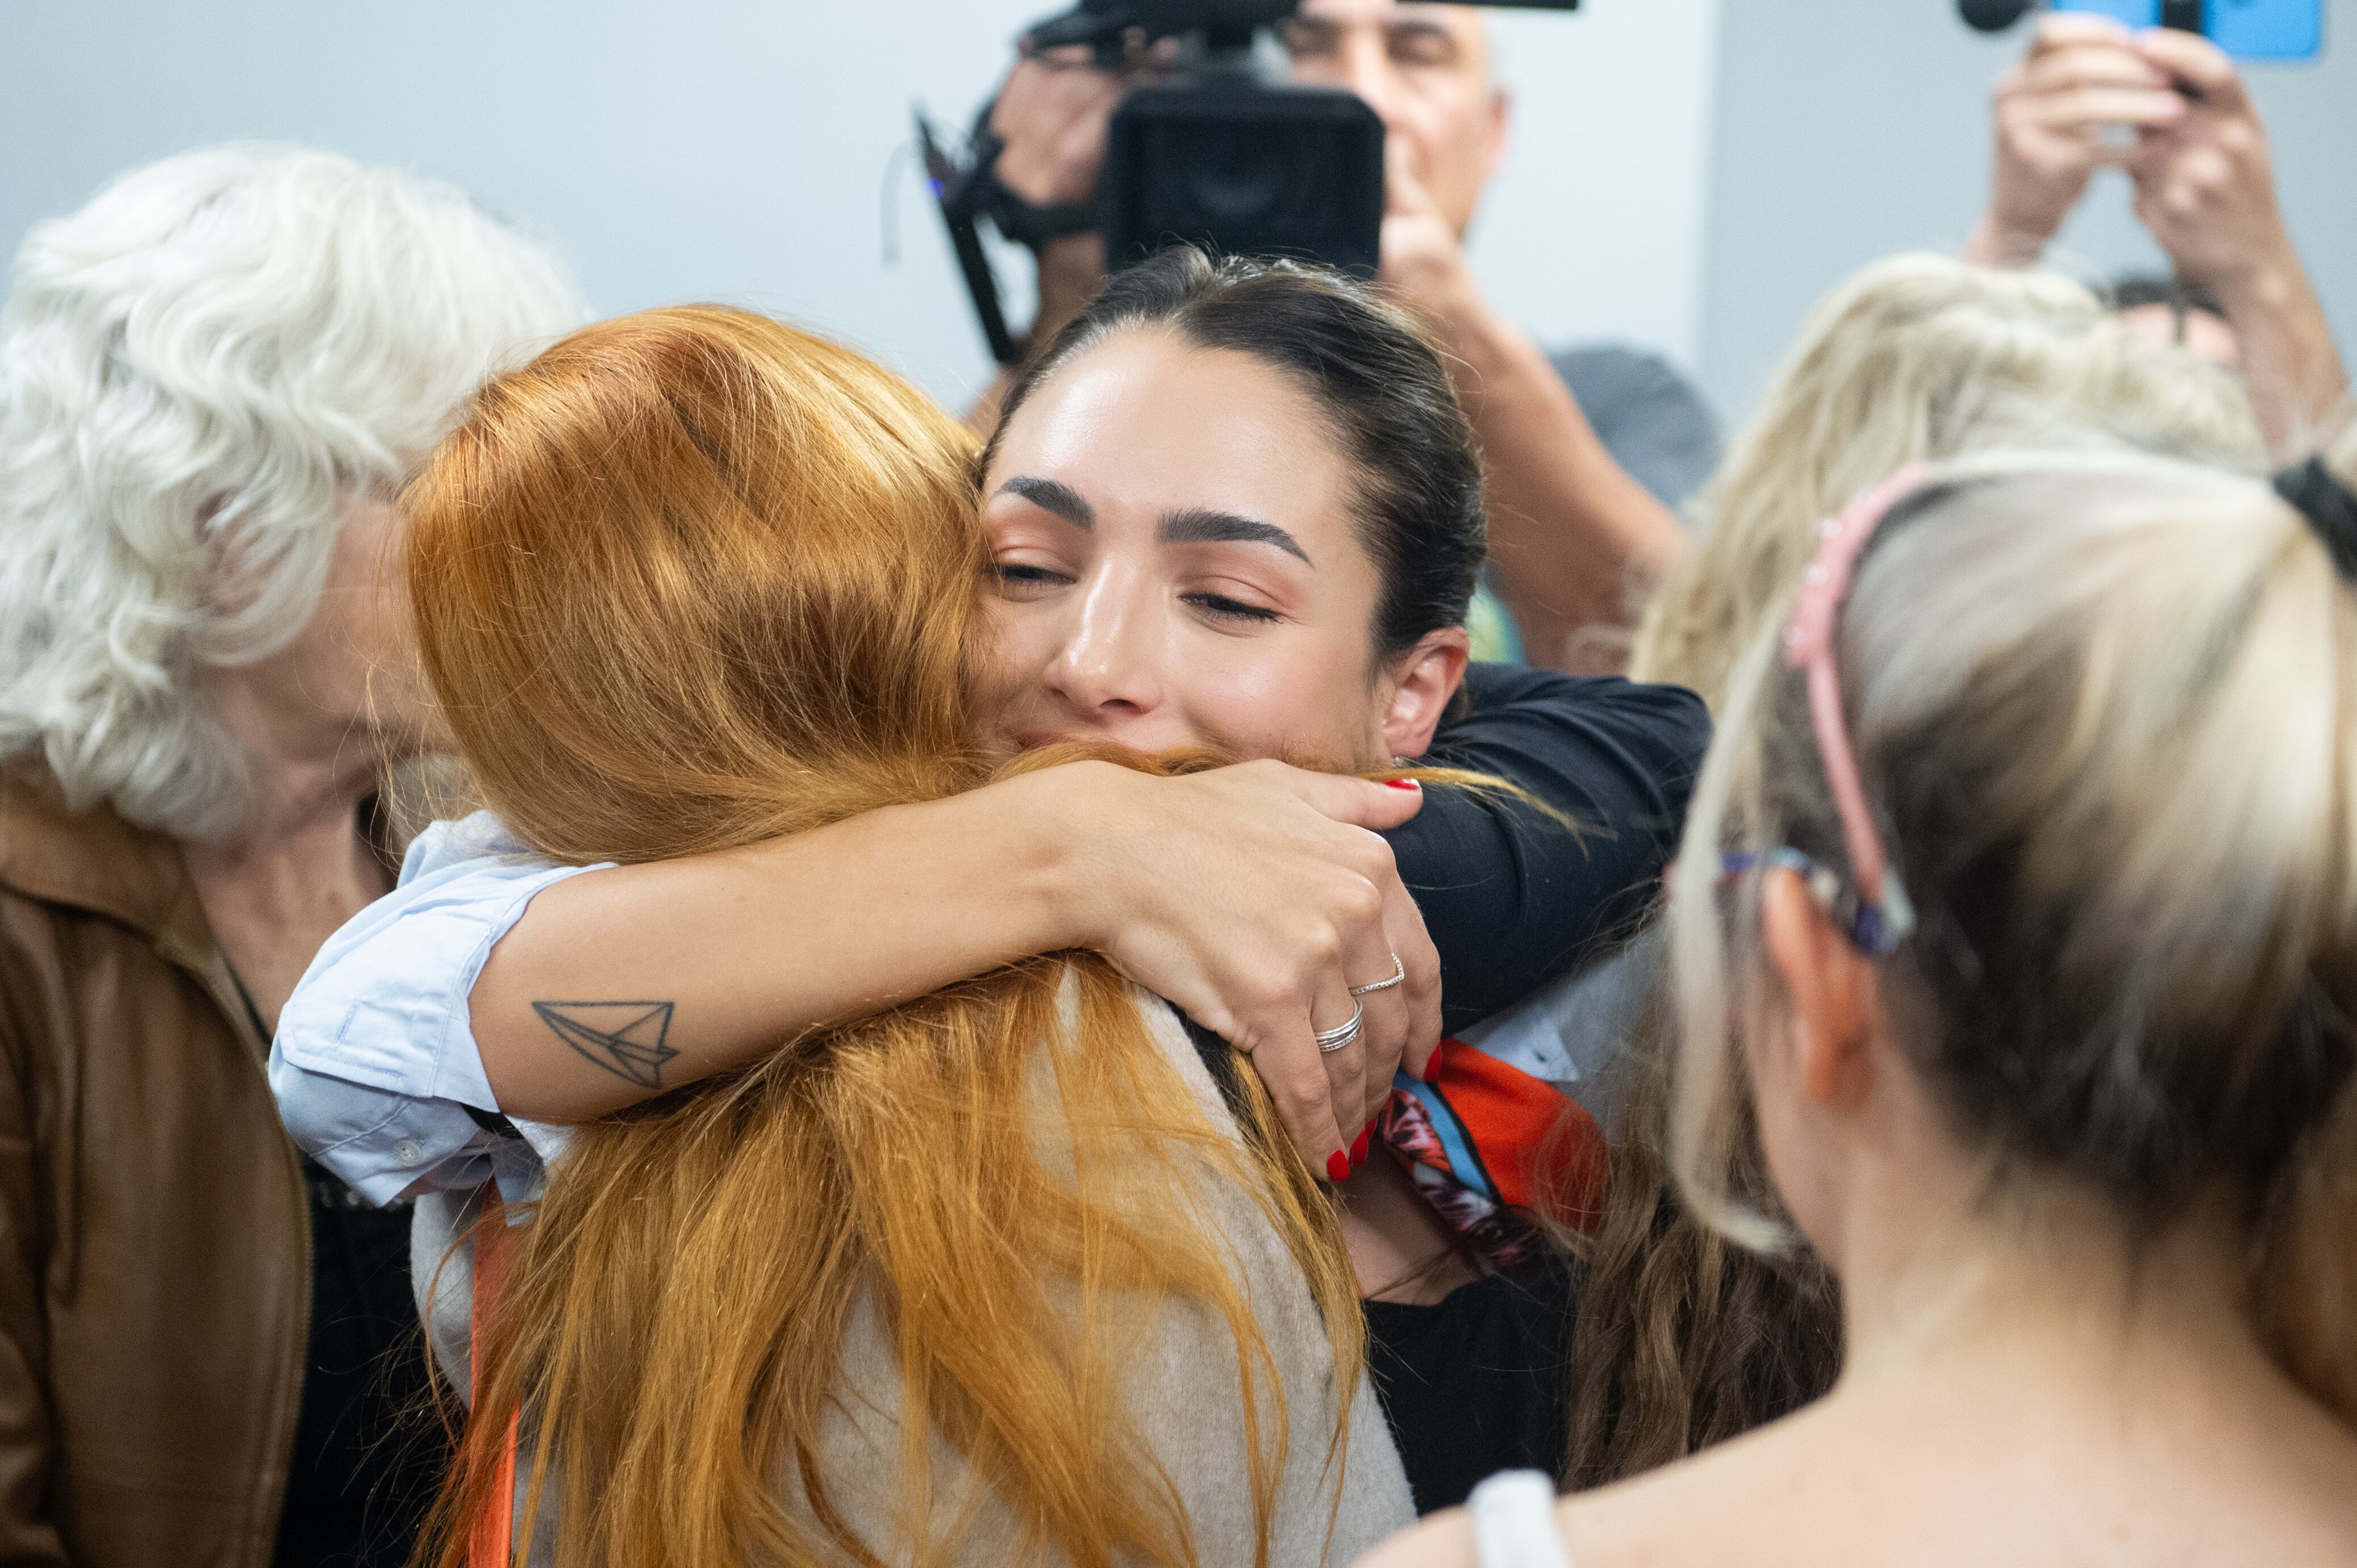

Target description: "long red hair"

left=403, top=307, right=1362, bottom=1567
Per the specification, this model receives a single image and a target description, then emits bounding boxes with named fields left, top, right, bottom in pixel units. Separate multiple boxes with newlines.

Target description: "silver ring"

left=1348, top=954, right=1405, bottom=997
left=1313, top=1000, right=1365, bottom=1054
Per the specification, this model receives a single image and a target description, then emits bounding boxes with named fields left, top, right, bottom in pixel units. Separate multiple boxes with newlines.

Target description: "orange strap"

left=468, top=1188, right=521, bottom=1568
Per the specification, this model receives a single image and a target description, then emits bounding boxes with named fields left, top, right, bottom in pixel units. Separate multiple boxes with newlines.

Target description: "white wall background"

left=6, top=2, right=2347, bottom=432
left=0, top=0, right=1720, bottom=411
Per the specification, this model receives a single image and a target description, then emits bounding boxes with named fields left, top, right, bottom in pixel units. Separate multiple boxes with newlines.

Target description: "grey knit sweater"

left=412, top=979, right=1415, bottom=1565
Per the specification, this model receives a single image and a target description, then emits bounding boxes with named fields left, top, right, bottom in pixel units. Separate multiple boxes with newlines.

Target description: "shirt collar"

left=0, top=758, right=218, bottom=972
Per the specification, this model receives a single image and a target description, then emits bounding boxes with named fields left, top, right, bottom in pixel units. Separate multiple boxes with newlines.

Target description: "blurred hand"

left=1376, top=134, right=1486, bottom=333
left=2126, top=28, right=2295, bottom=296
left=1056, top=758, right=1444, bottom=1180
left=2125, top=27, right=2345, bottom=459
left=1967, top=12, right=2186, bottom=267
left=987, top=40, right=1172, bottom=212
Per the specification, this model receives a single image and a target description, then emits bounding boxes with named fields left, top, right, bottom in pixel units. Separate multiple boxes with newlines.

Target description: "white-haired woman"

left=0, top=146, right=580, bottom=1568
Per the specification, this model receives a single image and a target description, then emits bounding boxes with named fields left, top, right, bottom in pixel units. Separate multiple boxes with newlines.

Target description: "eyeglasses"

left=1718, top=848, right=1911, bottom=958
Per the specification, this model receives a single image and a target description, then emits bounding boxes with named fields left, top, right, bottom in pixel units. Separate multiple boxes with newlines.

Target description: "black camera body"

left=1103, top=71, right=1387, bottom=278
left=924, top=0, right=1577, bottom=362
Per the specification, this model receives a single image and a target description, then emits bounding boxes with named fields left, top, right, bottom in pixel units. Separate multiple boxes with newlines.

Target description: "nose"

left=1042, top=565, right=1163, bottom=728
left=1336, top=34, right=1401, bottom=125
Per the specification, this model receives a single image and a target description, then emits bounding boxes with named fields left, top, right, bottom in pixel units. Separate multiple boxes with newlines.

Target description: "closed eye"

left=1185, top=591, right=1282, bottom=625
left=992, top=562, right=1071, bottom=596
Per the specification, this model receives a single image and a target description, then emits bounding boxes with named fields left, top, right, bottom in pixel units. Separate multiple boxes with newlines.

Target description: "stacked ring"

left=1313, top=1000, right=1365, bottom=1054
left=1349, top=954, right=1406, bottom=997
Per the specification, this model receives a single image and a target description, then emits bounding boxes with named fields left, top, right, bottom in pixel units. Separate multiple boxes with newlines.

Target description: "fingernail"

left=1422, top=1049, right=1444, bottom=1084
left=1326, top=1151, right=1351, bottom=1182
left=1383, top=778, right=1421, bottom=791
left=1350, top=1127, right=1371, bottom=1166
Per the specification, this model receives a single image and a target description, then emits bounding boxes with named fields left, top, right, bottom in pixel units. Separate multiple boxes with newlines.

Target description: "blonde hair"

left=0, top=144, right=581, bottom=838
left=405, top=306, right=1362, bottom=1568
left=1665, top=447, right=2357, bottom=1429
left=1632, top=255, right=2265, bottom=709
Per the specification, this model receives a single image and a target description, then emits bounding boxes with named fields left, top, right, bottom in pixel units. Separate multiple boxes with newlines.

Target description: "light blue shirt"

left=272, top=813, right=1621, bottom=1210
left=269, top=812, right=598, bottom=1205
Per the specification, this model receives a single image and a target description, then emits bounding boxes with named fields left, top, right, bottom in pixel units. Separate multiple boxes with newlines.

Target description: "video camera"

left=920, top=0, right=1579, bottom=363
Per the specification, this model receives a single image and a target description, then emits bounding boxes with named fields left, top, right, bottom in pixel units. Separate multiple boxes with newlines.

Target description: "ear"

left=1757, top=867, right=1879, bottom=1110
left=1380, top=627, right=1470, bottom=759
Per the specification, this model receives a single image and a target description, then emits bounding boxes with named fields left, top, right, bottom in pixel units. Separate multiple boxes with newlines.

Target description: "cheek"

left=1169, top=634, right=1380, bottom=764
left=971, top=597, right=1044, bottom=705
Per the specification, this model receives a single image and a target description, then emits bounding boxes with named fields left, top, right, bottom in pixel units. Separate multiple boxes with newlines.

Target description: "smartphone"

left=2052, top=0, right=2322, bottom=58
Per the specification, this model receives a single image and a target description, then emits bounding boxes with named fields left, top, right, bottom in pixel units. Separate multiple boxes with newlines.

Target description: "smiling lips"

left=1017, top=730, right=1150, bottom=755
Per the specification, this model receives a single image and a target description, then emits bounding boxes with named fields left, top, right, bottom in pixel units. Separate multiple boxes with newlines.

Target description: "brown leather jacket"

left=0, top=762, right=307, bottom=1568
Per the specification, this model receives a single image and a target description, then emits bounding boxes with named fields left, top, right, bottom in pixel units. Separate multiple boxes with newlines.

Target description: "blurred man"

left=1963, top=12, right=2348, bottom=459
left=979, top=0, right=1711, bottom=671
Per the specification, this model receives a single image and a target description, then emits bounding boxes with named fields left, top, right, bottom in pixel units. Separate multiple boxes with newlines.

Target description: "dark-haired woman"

left=275, top=249, right=1711, bottom=1509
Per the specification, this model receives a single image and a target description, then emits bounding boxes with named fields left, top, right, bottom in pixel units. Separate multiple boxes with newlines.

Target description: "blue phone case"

left=2051, top=0, right=2321, bottom=58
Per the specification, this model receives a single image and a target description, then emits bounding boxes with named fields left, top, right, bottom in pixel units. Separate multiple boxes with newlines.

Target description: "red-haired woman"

left=276, top=252, right=1711, bottom=1520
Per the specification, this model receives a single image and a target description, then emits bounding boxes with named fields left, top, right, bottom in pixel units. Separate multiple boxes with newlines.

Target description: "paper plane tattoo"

left=531, top=1000, right=679, bottom=1088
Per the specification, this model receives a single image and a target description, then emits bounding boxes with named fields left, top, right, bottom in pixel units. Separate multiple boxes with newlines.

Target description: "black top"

left=1388, top=664, right=1709, bottom=1034
left=227, top=964, right=448, bottom=1568
left=1363, top=1256, right=1575, bottom=1512
left=1371, top=665, right=1701, bottom=1506
left=274, top=1166, right=450, bottom=1568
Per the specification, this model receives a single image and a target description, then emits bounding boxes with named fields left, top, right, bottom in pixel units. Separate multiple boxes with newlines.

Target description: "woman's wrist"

left=1963, top=208, right=2047, bottom=270
left=2209, top=238, right=2308, bottom=321
left=933, top=760, right=1128, bottom=957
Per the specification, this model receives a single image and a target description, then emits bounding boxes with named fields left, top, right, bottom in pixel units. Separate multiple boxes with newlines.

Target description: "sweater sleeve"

left=1384, top=664, right=1709, bottom=1034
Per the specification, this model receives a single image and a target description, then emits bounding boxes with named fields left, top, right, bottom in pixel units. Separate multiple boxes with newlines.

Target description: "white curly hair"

left=0, top=144, right=585, bottom=838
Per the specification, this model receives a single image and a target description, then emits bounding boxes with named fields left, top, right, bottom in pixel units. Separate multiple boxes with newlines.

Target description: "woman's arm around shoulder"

left=1398, top=663, right=1709, bottom=1031
left=276, top=762, right=1442, bottom=1197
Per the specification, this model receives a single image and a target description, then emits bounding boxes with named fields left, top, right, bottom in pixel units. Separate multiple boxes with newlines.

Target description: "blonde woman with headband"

left=1545, top=253, right=2271, bottom=1491
left=1365, top=444, right=2357, bottom=1566
left=1632, top=252, right=2264, bottom=710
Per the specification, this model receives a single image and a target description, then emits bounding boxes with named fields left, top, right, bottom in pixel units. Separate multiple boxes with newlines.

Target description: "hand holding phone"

left=2126, top=27, right=2299, bottom=295
left=1967, top=11, right=2188, bottom=265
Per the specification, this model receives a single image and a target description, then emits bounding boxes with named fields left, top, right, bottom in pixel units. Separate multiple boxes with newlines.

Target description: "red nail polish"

left=1422, top=1048, right=1444, bottom=1084
left=1351, top=1127, right=1370, bottom=1166
left=1326, top=1151, right=1351, bottom=1182
left=1383, top=778, right=1421, bottom=791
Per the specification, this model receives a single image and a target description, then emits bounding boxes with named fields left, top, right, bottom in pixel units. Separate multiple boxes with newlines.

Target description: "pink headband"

left=1780, top=462, right=1932, bottom=944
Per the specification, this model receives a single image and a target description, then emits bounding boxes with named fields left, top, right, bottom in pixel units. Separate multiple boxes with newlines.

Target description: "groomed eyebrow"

left=993, top=475, right=1094, bottom=530
left=1158, top=507, right=1312, bottom=566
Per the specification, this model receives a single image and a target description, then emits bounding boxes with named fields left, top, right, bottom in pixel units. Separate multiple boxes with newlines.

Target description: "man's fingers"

left=2030, top=9, right=2138, bottom=53
left=1381, top=133, right=1439, bottom=220
left=2023, top=85, right=2186, bottom=133
left=2133, top=24, right=2245, bottom=103
left=2018, top=39, right=2166, bottom=95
